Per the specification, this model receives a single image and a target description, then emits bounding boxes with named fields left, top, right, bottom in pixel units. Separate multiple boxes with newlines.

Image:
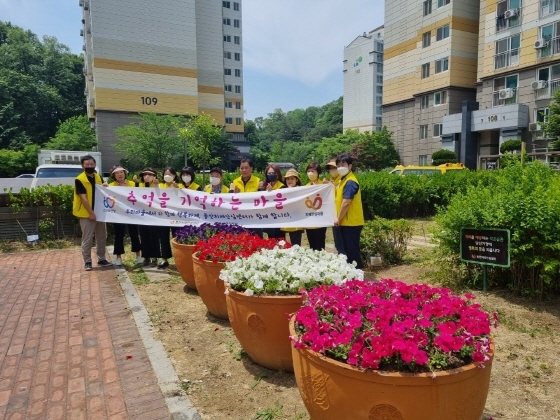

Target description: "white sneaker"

left=115, top=257, right=122, bottom=266
left=136, top=256, right=144, bottom=264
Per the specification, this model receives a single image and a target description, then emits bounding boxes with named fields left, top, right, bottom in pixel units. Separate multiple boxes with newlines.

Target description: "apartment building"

left=383, top=0, right=480, bottom=166
left=442, top=0, right=560, bottom=169
left=343, top=26, right=384, bottom=133
left=79, top=0, right=246, bottom=172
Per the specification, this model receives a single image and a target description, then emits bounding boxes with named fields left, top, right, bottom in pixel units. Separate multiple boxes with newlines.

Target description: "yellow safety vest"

left=184, top=182, right=201, bottom=191
left=205, top=184, right=230, bottom=193
left=73, top=172, right=103, bottom=218
left=335, top=172, right=364, bottom=226
left=233, top=175, right=260, bottom=192
left=109, top=180, right=135, bottom=187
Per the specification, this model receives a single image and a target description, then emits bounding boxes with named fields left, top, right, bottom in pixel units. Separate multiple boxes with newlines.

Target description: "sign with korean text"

left=460, top=228, right=510, bottom=268
left=95, top=184, right=335, bottom=228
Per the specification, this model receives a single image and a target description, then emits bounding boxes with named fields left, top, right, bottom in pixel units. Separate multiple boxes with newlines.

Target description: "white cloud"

left=242, top=0, right=384, bottom=87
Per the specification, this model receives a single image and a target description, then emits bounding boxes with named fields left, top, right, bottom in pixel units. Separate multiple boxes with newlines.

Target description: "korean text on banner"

left=94, top=184, right=335, bottom=228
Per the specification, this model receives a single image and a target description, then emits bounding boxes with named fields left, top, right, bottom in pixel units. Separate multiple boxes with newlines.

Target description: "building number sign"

left=487, top=115, right=498, bottom=122
left=141, top=97, right=158, bottom=105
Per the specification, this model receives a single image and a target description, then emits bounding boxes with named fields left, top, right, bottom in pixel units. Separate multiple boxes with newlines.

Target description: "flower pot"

left=171, top=239, right=196, bottom=290
left=192, top=255, right=228, bottom=319
left=289, top=316, right=494, bottom=420
left=226, top=288, right=302, bottom=371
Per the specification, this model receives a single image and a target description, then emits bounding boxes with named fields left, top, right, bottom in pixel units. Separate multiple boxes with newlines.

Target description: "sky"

left=0, top=0, right=384, bottom=120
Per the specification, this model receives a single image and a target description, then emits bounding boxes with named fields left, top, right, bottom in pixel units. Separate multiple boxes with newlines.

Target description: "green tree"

left=0, top=144, right=39, bottom=177
left=431, top=149, right=458, bottom=166
left=114, top=112, right=184, bottom=170
left=350, top=128, right=400, bottom=171
left=314, top=130, right=361, bottom=163
left=45, top=115, right=97, bottom=150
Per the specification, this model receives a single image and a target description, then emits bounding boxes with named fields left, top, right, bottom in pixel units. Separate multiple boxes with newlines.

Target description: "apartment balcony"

left=541, top=0, right=560, bottom=17
left=496, top=8, right=522, bottom=33
left=494, top=49, right=519, bottom=70
left=534, top=79, right=560, bottom=100
left=537, top=36, right=560, bottom=59
left=492, top=88, right=518, bottom=107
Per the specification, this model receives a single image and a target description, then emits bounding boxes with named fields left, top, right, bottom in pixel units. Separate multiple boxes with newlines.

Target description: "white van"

left=34, top=164, right=85, bottom=178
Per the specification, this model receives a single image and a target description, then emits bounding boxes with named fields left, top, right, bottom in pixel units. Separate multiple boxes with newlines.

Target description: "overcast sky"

left=0, top=0, right=384, bottom=120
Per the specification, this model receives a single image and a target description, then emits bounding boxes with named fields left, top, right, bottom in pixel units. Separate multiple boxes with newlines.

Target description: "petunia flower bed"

left=220, top=245, right=364, bottom=296
left=291, top=278, right=497, bottom=373
left=174, top=222, right=251, bottom=245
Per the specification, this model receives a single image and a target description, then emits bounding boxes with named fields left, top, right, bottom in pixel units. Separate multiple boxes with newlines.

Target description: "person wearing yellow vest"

left=104, top=165, right=142, bottom=266
left=261, top=163, right=286, bottom=240
left=281, top=168, right=304, bottom=245
left=73, top=155, right=112, bottom=271
left=333, top=155, right=364, bottom=269
left=179, top=166, right=203, bottom=192
left=304, top=162, right=328, bottom=251
left=231, top=158, right=260, bottom=193
left=205, top=167, right=229, bottom=194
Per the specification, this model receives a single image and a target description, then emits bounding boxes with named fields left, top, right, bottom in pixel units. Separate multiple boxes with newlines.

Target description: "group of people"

left=73, top=154, right=364, bottom=271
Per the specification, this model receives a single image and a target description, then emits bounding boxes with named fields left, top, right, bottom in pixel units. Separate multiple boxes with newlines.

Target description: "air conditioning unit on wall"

left=531, top=80, right=547, bottom=89
left=535, top=39, right=548, bottom=49
left=529, top=123, right=542, bottom=131
left=504, top=8, right=518, bottom=19
left=499, top=88, right=515, bottom=99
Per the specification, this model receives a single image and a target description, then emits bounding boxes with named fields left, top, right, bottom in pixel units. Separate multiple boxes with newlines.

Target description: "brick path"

left=0, top=250, right=171, bottom=419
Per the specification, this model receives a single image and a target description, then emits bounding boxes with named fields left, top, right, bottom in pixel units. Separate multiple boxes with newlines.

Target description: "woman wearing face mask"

left=280, top=169, right=304, bottom=246
left=205, top=167, right=229, bottom=193
left=104, top=165, right=142, bottom=266
left=153, top=167, right=181, bottom=269
left=134, top=168, right=162, bottom=267
left=179, top=167, right=202, bottom=191
left=304, top=162, right=327, bottom=251
left=333, top=155, right=364, bottom=269
left=260, top=164, right=286, bottom=240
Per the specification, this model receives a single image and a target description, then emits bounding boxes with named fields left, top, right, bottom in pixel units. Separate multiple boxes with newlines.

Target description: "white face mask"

left=182, top=175, right=191, bottom=183
left=337, top=166, right=350, bottom=176
left=210, top=176, right=221, bottom=186
left=164, top=174, right=174, bottom=183
left=307, top=171, right=318, bottom=181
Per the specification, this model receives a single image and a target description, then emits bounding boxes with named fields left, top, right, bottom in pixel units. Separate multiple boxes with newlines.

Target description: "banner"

left=95, top=184, right=335, bottom=228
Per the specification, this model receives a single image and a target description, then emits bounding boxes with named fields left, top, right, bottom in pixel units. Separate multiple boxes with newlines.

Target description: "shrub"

left=431, top=149, right=458, bottom=166
left=499, top=139, right=522, bottom=154
left=360, top=217, right=413, bottom=265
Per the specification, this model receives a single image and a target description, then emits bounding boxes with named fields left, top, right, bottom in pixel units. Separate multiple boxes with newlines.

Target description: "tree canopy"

left=45, top=115, right=97, bottom=151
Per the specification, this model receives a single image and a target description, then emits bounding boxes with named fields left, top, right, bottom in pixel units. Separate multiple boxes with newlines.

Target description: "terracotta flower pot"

left=192, top=255, right=228, bottom=319
left=226, top=288, right=302, bottom=371
left=171, top=239, right=196, bottom=290
left=289, top=316, right=494, bottom=420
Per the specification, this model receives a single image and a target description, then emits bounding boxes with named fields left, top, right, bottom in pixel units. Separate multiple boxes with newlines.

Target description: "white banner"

left=94, top=184, right=335, bottom=228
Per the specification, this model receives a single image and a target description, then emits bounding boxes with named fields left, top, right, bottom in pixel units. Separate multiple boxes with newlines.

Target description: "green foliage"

left=542, top=88, right=560, bottom=140
left=0, top=144, right=40, bottom=176
left=499, top=151, right=528, bottom=168
left=500, top=139, right=522, bottom=154
left=253, top=403, right=283, bottom=420
left=360, top=217, right=413, bottom=265
left=434, top=162, right=560, bottom=296
left=45, top=115, right=97, bottom=151
left=349, top=127, right=400, bottom=171
left=431, top=149, right=458, bottom=166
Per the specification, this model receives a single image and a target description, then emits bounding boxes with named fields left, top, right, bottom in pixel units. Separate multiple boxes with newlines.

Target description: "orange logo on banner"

left=305, top=194, right=323, bottom=210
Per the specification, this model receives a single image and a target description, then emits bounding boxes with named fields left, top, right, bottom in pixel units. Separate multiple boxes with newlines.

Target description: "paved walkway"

left=0, top=249, right=193, bottom=420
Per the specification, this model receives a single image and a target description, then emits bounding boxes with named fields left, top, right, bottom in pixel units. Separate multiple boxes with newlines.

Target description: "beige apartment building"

left=80, top=0, right=246, bottom=173
left=384, top=0, right=560, bottom=168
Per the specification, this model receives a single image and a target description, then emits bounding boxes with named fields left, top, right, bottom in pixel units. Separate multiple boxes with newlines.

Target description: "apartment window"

left=535, top=107, right=550, bottom=123
left=423, top=0, right=432, bottom=16
left=434, top=90, right=447, bottom=105
left=536, top=64, right=560, bottom=99
left=223, top=18, right=231, bottom=25
left=376, top=96, right=382, bottom=104
left=225, top=117, right=233, bottom=124
left=377, top=63, right=383, bottom=73
left=438, top=0, right=450, bottom=7
left=377, top=75, right=383, bottom=83
left=235, top=85, right=241, bottom=93
left=224, top=35, right=231, bottom=42
left=422, top=31, right=431, bottom=48
left=496, top=0, right=521, bottom=31
left=235, top=101, right=241, bottom=109
left=234, top=52, right=241, bottom=61
left=376, top=85, right=383, bottom=94
left=436, top=24, right=450, bottom=41
left=421, top=63, right=430, bottom=79
left=234, top=19, right=240, bottom=28
left=542, top=0, right=560, bottom=16
left=435, top=57, right=449, bottom=73
left=420, top=95, right=429, bottom=109
left=234, top=69, right=241, bottom=77
left=224, top=68, right=232, bottom=75
left=377, top=53, right=383, bottom=62
left=433, top=123, right=443, bottom=137
left=224, top=51, right=231, bottom=59
left=420, top=125, right=428, bottom=140
left=234, top=36, right=240, bottom=44
left=493, top=74, right=518, bottom=106
left=376, top=116, right=383, bottom=125
left=494, top=34, right=520, bottom=69
left=233, top=2, right=240, bottom=11
left=538, top=22, right=560, bottom=58
left=376, top=106, right=382, bottom=114
left=225, top=84, right=232, bottom=92
left=419, top=155, right=428, bottom=166
left=375, top=41, right=384, bottom=52
left=223, top=1, right=230, bottom=8
left=225, top=101, right=232, bottom=108
left=236, top=117, right=242, bottom=125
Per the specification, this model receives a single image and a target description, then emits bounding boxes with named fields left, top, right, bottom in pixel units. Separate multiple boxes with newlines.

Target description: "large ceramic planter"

left=192, top=255, right=228, bottom=319
left=289, top=316, right=494, bottom=420
left=226, top=289, right=302, bottom=371
left=171, top=239, right=196, bottom=290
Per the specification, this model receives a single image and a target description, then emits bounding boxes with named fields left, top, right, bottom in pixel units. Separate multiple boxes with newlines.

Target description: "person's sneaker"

left=157, top=261, right=169, bottom=269
left=142, top=259, right=151, bottom=266
left=136, top=256, right=144, bottom=264
left=98, top=259, right=113, bottom=267
left=115, top=257, right=122, bottom=266
left=85, top=262, right=93, bottom=271
left=151, top=259, right=158, bottom=267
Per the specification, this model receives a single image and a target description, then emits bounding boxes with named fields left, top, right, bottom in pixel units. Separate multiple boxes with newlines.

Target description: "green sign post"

left=460, top=228, right=511, bottom=292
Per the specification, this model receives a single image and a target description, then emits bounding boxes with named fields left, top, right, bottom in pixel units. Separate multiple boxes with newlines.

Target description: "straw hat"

left=284, top=168, right=300, bottom=180
left=325, top=159, right=337, bottom=169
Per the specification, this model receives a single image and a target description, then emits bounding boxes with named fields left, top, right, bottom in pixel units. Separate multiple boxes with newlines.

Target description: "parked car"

left=16, top=174, right=34, bottom=178
left=34, top=164, right=85, bottom=178
left=390, top=163, right=466, bottom=176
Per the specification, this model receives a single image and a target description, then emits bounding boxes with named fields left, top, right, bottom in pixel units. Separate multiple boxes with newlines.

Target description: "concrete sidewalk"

left=0, top=249, right=193, bottom=419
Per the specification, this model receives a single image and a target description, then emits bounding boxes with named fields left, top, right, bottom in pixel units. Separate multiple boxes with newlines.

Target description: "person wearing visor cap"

left=280, top=168, right=304, bottom=245
left=205, top=167, right=229, bottom=194
left=104, top=165, right=142, bottom=266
